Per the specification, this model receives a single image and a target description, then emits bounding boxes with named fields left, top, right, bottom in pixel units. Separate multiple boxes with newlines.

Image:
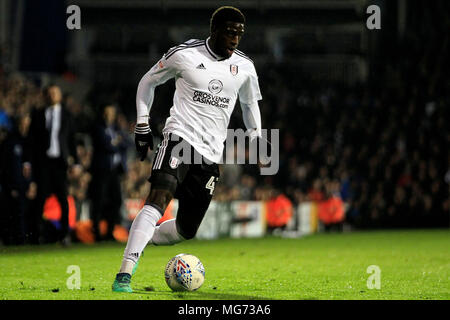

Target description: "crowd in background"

left=0, top=8, right=449, bottom=245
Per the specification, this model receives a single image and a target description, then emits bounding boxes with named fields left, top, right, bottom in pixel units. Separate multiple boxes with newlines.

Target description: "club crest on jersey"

left=169, top=156, right=180, bottom=169
left=230, top=64, right=238, bottom=76
left=208, top=79, right=223, bottom=94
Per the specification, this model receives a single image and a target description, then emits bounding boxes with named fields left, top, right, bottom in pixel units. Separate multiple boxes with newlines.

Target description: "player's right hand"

left=134, top=123, right=154, bottom=161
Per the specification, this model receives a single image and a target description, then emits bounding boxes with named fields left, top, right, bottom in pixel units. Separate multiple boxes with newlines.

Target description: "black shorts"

left=148, top=133, right=220, bottom=239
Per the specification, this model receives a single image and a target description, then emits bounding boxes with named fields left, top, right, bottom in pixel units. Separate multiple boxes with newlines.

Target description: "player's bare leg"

left=150, top=218, right=186, bottom=245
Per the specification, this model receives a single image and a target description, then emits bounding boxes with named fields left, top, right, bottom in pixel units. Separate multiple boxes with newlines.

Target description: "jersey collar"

left=205, top=37, right=228, bottom=61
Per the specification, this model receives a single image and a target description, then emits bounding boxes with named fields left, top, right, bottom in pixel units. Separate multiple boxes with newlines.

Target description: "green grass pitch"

left=0, top=229, right=448, bottom=300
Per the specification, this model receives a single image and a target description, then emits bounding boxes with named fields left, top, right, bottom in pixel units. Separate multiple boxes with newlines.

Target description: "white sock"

left=120, top=205, right=162, bottom=274
left=119, top=259, right=135, bottom=275
left=151, top=218, right=185, bottom=246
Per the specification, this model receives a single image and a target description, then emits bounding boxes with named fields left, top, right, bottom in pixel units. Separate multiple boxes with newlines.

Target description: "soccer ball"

left=164, top=253, right=205, bottom=291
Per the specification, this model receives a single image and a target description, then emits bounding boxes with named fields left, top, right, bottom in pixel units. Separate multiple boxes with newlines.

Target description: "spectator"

left=0, top=114, right=34, bottom=244
left=266, top=189, right=294, bottom=234
left=318, top=181, right=345, bottom=232
left=88, top=104, right=129, bottom=241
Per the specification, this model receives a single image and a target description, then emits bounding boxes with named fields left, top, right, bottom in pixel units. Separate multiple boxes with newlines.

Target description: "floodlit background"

left=0, top=0, right=448, bottom=246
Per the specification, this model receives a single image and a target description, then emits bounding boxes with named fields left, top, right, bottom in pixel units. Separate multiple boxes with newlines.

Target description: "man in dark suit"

left=29, top=85, right=79, bottom=245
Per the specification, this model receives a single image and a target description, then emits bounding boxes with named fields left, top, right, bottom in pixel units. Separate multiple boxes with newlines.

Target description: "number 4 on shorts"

left=205, top=176, right=217, bottom=195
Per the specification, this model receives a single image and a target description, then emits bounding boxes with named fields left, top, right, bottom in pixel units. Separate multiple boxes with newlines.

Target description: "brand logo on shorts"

left=208, top=79, right=223, bottom=94
left=169, top=156, right=180, bottom=169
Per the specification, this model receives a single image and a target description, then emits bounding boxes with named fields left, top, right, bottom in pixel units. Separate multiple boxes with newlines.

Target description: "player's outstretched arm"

left=134, top=55, right=178, bottom=160
left=240, top=100, right=262, bottom=142
left=240, top=101, right=271, bottom=170
left=135, top=70, right=159, bottom=161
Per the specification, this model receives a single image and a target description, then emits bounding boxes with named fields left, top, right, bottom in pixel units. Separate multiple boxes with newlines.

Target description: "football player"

left=113, top=6, right=263, bottom=292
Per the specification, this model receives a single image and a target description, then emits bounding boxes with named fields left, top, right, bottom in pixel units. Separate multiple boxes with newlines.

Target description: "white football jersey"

left=141, top=38, right=262, bottom=163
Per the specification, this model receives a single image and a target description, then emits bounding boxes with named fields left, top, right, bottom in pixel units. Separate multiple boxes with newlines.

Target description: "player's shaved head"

left=209, top=6, right=245, bottom=58
left=210, top=6, right=245, bottom=32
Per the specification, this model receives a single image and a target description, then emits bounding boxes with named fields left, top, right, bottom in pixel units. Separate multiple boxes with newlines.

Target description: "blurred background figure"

left=88, top=103, right=131, bottom=242
left=0, top=113, right=35, bottom=245
left=318, top=180, right=345, bottom=232
left=29, top=85, right=79, bottom=245
left=266, top=189, right=294, bottom=234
